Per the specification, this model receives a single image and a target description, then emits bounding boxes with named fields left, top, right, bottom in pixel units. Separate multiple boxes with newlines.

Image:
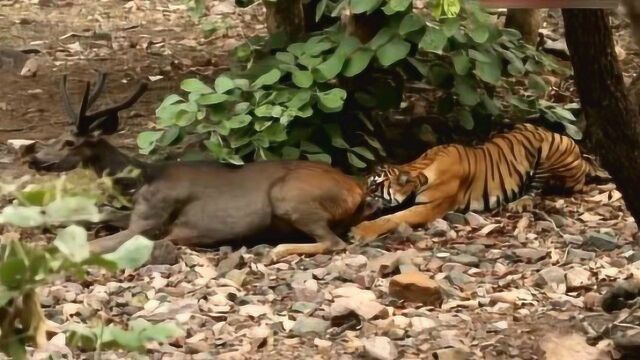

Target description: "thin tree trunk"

left=505, top=9, right=540, bottom=45
left=562, top=9, right=640, bottom=221
left=263, top=0, right=306, bottom=41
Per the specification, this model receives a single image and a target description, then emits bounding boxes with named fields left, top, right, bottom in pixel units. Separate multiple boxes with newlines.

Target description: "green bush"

left=140, top=0, right=575, bottom=169
left=0, top=176, right=182, bottom=359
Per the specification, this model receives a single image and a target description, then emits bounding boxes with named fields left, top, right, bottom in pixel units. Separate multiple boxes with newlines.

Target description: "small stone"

left=444, top=212, right=466, bottom=225
left=388, top=328, right=405, bottom=340
left=291, top=316, right=330, bottom=336
left=448, top=254, right=479, bottom=267
left=465, top=212, right=489, bottom=227
left=536, top=266, right=566, bottom=294
left=314, top=338, right=332, bottom=355
left=583, top=292, right=602, bottom=310
left=566, top=248, right=596, bottom=263
left=330, top=297, right=388, bottom=320
left=549, top=214, right=567, bottom=228
left=584, top=232, right=618, bottom=251
left=566, top=268, right=592, bottom=289
left=563, top=234, right=584, bottom=246
left=216, top=248, right=244, bottom=275
left=291, top=302, right=317, bottom=315
left=441, top=263, right=469, bottom=273
left=463, top=244, right=486, bottom=256
left=446, top=271, right=474, bottom=287
left=225, top=268, right=248, bottom=287
left=388, top=272, right=443, bottom=306
left=432, top=347, right=469, bottom=360
left=426, top=219, right=450, bottom=236
left=410, top=317, right=439, bottom=336
left=185, top=341, right=209, bottom=354
left=362, top=336, right=398, bottom=360
left=331, top=286, right=376, bottom=301
left=513, top=248, right=548, bottom=263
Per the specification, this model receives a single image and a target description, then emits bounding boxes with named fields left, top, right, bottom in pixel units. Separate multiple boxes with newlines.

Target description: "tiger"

left=350, top=123, right=610, bottom=243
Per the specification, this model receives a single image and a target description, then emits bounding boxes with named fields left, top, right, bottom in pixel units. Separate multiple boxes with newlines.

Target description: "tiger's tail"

left=583, top=154, right=612, bottom=185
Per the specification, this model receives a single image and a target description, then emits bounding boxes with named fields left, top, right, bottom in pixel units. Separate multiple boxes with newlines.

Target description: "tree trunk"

left=505, top=9, right=540, bottom=45
left=562, top=9, right=640, bottom=221
left=263, top=0, right=306, bottom=41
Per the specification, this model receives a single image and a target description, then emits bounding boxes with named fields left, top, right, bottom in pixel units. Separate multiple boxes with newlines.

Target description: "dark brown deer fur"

left=27, top=73, right=373, bottom=264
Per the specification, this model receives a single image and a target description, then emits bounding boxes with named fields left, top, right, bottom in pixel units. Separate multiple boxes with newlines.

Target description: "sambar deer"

left=27, top=73, right=374, bottom=264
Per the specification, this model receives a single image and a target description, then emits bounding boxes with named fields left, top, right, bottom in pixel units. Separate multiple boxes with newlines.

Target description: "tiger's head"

left=366, top=165, right=428, bottom=208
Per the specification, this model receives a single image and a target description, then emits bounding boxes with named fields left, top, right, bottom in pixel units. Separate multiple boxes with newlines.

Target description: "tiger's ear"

left=397, top=171, right=411, bottom=185
left=415, top=172, right=428, bottom=187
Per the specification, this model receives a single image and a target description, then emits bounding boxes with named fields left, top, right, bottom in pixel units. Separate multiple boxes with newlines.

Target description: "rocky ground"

left=1, top=1, right=640, bottom=359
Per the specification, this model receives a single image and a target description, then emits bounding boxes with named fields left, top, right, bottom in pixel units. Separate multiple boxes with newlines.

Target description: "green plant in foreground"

left=140, top=0, right=577, bottom=169
left=0, top=196, right=183, bottom=359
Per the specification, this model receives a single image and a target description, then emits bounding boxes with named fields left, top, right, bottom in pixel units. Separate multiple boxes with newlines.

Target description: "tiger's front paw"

left=506, top=195, right=534, bottom=213
left=350, top=220, right=388, bottom=244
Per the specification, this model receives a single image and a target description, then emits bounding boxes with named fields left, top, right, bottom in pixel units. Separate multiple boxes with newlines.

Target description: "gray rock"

left=465, top=212, right=489, bottom=227
left=513, top=248, right=547, bottom=263
left=536, top=266, right=566, bottom=294
left=566, top=248, right=596, bottom=263
left=291, top=301, right=318, bottom=315
left=444, top=212, right=467, bottom=225
left=362, top=336, right=398, bottom=360
left=291, top=316, right=331, bottom=336
left=447, top=271, right=474, bottom=287
left=549, top=214, right=567, bottom=228
left=584, top=232, right=618, bottom=251
left=448, top=254, right=479, bottom=267
left=426, top=219, right=450, bottom=237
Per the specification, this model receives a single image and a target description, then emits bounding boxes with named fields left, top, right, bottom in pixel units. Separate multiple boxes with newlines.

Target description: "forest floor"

left=1, top=1, right=640, bottom=359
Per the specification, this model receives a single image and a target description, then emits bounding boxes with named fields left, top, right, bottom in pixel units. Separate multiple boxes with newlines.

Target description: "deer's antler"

left=59, top=72, right=148, bottom=135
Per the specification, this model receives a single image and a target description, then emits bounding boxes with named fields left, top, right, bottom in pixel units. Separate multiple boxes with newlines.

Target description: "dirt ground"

left=1, top=1, right=640, bottom=360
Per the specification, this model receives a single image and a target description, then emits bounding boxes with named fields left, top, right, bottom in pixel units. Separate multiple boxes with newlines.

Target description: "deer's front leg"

left=351, top=201, right=453, bottom=244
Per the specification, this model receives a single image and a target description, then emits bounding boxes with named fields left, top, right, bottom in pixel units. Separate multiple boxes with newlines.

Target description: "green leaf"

left=301, top=141, right=323, bottom=153
left=383, top=0, right=412, bottom=14
left=197, top=93, right=229, bottom=105
left=299, top=55, right=323, bottom=69
left=159, top=94, right=184, bottom=108
left=351, top=146, right=375, bottom=160
left=324, top=124, right=349, bottom=148
left=468, top=23, right=490, bottom=43
left=376, top=37, right=411, bottom=66
left=442, top=17, right=460, bottom=36
left=282, top=146, right=301, bottom=160
left=367, top=27, right=395, bottom=50
left=347, top=153, right=367, bottom=168
left=292, top=70, right=314, bottom=88
left=103, top=235, right=154, bottom=269
left=474, top=57, right=502, bottom=85
left=453, top=76, right=480, bottom=106
left=44, top=196, right=100, bottom=224
left=0, top=205, right=44, bottom=227
left=0, top=257, right=27, bottom=289
left=252, top=69, right=282, bottom=88
left=527, top=74, right=548, bottom=96
left=305, top=153, right=332, bottom=163
left=276, top=51, right=296, bottom=65
left=175, top=109, right=196, bottom=127
left=214, top=76, right=236, bottom=93
left=315, top=0, right=328, bottom=22
left=468, top=49, right=491, bottom=63
left=343, top=48, right=375, bottom=77
left=262, top=123, right=287, bottom=142
left=501, top=28, right=522, bottom=40
left=54, top=225, right=89, bottom=263
left=315, top=54, right=346, bottom=81
left=351, top=0, right=382, bottom=14
left=336, top=36, right=362, bottom=57
left=399, top=13, right=424, bottom=35
left=227, top=115, right=253, bottom=128
left=551, top=106, right=577, bottom=121
left=456, top=107, right=474, bottom=129
left=452, top=51, right=471, bottom=75
left=419, top=27, right=448, bottom=54
left=286, top=90, right=312, bottom=109
left=563, top=122, right=582, bottom=140
left=180, top=78, right=213, bottom=94
left=317, top=88, right=347, bottom=112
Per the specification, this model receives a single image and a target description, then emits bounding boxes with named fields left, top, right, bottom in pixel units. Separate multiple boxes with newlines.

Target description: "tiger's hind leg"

left=351, top=200, right=455, bottom=244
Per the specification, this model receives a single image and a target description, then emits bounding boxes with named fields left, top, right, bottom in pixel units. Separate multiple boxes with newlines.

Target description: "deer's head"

left=28, top=73, right=148, bottom=172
